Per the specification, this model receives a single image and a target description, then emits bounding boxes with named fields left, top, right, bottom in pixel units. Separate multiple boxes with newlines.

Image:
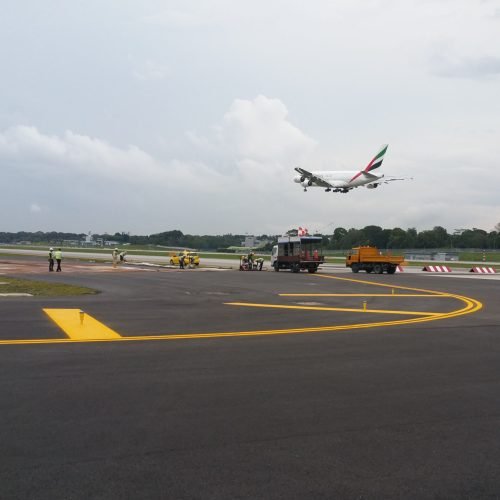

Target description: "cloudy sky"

left=1, top=0, right=499, bottom=235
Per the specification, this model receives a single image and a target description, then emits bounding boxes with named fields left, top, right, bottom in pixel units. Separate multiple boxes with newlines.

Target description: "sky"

left=1, top=0, right=499, bottom=236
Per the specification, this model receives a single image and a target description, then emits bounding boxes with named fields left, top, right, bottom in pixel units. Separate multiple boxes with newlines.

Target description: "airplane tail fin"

left=363, top=144, right=388, bottom=173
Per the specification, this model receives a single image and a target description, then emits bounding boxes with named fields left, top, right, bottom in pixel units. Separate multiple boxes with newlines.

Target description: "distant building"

left=81, top=232, right=98, bottom=247
left=434, top=252, right=459, bottom=261
left=240, top=236, right=270, bottom=249
left=241, top=236, right=259, bottom=248
left=63, top=239, right=80, bottom=247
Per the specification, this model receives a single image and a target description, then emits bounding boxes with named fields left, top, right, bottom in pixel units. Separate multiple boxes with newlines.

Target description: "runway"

left=1, top=257, right=499, bottom=498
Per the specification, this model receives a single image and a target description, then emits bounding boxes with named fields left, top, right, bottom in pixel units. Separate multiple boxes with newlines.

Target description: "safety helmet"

left=50, top=247, right=53, bottom=250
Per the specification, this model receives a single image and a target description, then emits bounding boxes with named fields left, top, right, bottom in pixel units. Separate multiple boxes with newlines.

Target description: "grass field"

left=0, top=277, right=97, bottom=296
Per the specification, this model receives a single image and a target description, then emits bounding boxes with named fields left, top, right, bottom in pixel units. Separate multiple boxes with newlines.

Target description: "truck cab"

left=271, top=236, right=324, bottom=273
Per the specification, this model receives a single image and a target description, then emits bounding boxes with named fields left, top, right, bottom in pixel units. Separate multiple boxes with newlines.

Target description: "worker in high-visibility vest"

left=112, top=248, right=119, bottom=268
left=247, top=252, right=255, bottom=268
left=54, top=248, right=63, bottom=272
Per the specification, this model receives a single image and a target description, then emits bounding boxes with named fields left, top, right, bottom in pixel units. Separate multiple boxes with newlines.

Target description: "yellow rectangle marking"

left=43, top=309, right=121, bottom=340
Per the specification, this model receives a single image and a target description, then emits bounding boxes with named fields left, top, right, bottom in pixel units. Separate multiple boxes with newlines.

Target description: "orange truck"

left=346, top=246, right=405, bottom=274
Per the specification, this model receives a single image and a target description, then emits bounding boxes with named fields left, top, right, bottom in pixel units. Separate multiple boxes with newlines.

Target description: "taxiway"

left=1, top=257, right=499, bottom=498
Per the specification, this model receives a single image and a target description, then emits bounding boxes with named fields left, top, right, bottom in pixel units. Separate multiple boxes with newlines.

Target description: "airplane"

left=294, top=144, right=409, bottom=193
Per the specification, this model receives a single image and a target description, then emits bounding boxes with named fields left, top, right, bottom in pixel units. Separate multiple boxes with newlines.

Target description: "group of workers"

left=241, top=251, right=264, bottom=271
left=48, top=248, right=63, bottom=272
left=47, top=247, right=264, bottom=272
left=48, top=247, right=128, bottom=271
left=112, top=248, right=127, bottom=268
left=179, top=252, right=195, bottom=269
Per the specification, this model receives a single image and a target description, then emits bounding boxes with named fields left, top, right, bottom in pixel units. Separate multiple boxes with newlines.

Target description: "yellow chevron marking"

left=43, top=309, right=121, bottom=340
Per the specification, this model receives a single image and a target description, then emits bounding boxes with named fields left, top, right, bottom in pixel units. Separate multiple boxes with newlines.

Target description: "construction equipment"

left=271, top=236, right=324, bottom=273
left=346, top=246, right=405, bottom=274
left=239, top=255, right=264, bottom=271
left=170, top=251, right=200, bottom=267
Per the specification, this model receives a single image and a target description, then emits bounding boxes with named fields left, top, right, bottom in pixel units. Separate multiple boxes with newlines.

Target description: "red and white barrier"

left=469, top=267, right=497, bottom=274
left=422, top=265, right=452, bottom=272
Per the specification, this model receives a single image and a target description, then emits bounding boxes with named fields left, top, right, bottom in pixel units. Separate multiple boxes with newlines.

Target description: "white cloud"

left=0, top=125, right=224, bottom=190
left=0, top=98, right=318, bottom=232
left=0, top=95, right=315, bottom=195
left=219, top=96, right=317, bottom=162
left=29, top=203, right=41, bottom=213
left=2, top=82, right=500, bottom=234
left=189, top=95, right=316, bottom=172
left=1, top=0, right=499, bottom=234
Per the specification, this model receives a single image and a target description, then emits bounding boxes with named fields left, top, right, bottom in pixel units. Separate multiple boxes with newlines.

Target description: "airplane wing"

left=382, top=176, right=413, bottom=183
left=362, top=171, right=413, bottom=184
left=294, top=167, right=334, bottom=188
left=365, top=174, right=413, bottom=189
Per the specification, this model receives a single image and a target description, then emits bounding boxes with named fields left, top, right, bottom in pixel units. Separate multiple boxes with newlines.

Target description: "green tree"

left=388, top=227, right=407, bottom=248
left=406, top=228, right=417, bottom=248
left=331, top=227, right=347, bottom=249
left=430, top=226, right=450, bottom=248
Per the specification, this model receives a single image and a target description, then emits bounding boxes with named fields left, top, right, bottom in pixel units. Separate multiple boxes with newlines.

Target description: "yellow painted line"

left=0, top=275, right=483, bottom=345
left=43, top=309, right=121, bottom=340
left=225, top=302, right=442, bottom=316
left=314, top=274, right=451, bottom=295
left=279, top=293, right=447, bottom=297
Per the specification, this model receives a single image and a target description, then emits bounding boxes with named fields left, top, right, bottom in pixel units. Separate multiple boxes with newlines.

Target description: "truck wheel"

left=292, top=264, right=300, bottom=273
left=366, top=268, right=373, bottom=273
left=273, top=262, right=279, bottom=272
left=351, top=264, right=359, bottom=273
left=373, top=264, right=383, bottom=274
left=307, top=266, right=317, bottom=273
left=387, top=266, right=396, bottom=274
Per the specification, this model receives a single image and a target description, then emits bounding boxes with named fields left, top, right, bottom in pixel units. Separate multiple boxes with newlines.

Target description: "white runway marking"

left=0, top=293, right=33, bottom=297
left=423, top=273, right=500, bottom=281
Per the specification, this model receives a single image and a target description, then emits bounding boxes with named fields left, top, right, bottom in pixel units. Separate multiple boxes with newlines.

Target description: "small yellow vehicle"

left=169, top=251, right=200, bottom=267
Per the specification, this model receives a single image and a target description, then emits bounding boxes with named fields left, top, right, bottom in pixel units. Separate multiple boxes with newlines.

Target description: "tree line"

left=1, top=225, right=499, bottom=250
left=325, top=225, right=500, bottom=250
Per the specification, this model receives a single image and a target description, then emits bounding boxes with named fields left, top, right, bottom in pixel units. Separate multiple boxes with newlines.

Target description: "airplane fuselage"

left=293, top=170, right=384, bottom=189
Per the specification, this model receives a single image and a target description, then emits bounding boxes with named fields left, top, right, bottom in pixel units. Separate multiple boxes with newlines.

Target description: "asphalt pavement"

left=1, top=258, right=499, bottom=499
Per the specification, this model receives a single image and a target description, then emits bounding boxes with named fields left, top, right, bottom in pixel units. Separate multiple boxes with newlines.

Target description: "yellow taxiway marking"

left=279, top=293, right=449, bottom=297
left=43, top=309, right=121, bottom=340
left=225, top=302, right=442, bottom=316
left=314, top=274, right=451, bottom=295
left=0, top=275, right=483, bottom=345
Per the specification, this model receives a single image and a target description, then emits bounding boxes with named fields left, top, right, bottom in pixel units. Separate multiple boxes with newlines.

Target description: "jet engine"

left=293, top=175, right=302, bottom=184
left=366, top=183, right=379, bottom=189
